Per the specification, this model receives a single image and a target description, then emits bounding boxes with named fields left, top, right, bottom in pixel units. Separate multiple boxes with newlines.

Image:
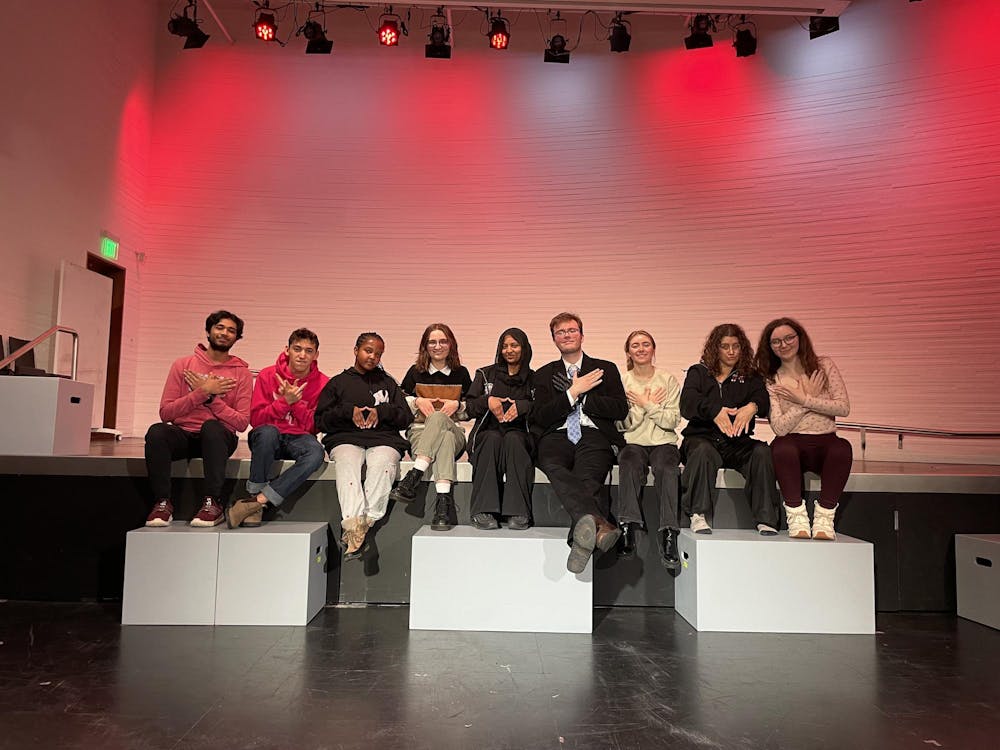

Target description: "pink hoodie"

left=158, top=344, right=252, bottom=433
left=250, top=351, right=329, bottom=435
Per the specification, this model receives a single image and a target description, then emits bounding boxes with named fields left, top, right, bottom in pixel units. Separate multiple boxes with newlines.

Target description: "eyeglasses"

left=719, top=343, right=741, bottom=352
left=553, top=328, right=580, bottom=338
left=770, top=333, right=798, bottom=348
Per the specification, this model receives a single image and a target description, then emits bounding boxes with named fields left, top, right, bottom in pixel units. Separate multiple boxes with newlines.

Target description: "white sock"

left=413, top=457, right=431, bottom=473
left=435, top=481, right=451, bottom=494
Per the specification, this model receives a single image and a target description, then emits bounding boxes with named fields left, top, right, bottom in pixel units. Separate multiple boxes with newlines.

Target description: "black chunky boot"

left=388, top=467, right=423, bottom=504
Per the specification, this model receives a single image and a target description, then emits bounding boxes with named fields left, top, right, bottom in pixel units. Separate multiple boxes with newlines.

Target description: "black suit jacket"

left=530, top=353, right=628, bottom=449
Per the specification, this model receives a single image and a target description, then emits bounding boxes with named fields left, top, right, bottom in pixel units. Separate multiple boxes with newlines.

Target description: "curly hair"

left=415, top=323, right=462, bottom=372
left=755, top=317, right=819, bottom=382
left=624, top=330, right=656, bottom=371
left=700, top=323, right=755, bottom=377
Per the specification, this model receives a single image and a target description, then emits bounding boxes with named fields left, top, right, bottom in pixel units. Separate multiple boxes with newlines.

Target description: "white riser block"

left=956, top=534, right=1000, bottom=630
left=675, top=529, right=875, bottom=634
left=0, top=378, right=94, bottom=455
left=122, top=524, right=219, bottom=625
left=409, top=526, right=593, bottom=634
left=215, top=522, right=328, bottom=626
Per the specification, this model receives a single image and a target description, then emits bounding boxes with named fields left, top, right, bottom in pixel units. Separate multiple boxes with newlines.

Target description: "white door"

left=54, top=261, right=113, bottom=428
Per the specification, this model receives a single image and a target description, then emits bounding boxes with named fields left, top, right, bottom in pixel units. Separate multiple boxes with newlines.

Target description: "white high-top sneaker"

left=812, top=504, right=838, bottom=541
left=783, top=502, right=811, bottom=539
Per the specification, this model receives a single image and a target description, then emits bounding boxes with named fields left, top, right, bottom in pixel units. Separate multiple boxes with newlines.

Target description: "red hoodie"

left=250, top=351, right=329, bottom=435
left=159, top=344, right=253, bottom=433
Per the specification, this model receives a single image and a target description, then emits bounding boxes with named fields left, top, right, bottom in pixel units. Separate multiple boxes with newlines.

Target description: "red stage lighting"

left=254, top=12, right=277, bottom=42
left=378, top=19, right=400, bottom=46
left=489, top=17, right=510, bottom=50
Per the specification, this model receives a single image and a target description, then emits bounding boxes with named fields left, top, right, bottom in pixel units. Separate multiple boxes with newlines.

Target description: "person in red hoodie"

left=226, top=328, right=329, bottom=529
left=144, top=311, right=253, bottom=527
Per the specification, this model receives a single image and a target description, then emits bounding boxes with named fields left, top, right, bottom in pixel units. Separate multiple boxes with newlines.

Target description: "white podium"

left=675, top=529, right=875, bottom=634
left=409, top=526, right=593, bottom=633
left=122, top=522, right=329, bottom=626
left=215, top=522, right=328, bottom=626
left=956, top=534, right=1000, bottom=630
left=0, top=377, right=94, bottom=455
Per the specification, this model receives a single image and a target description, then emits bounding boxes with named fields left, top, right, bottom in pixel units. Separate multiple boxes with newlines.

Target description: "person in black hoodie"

left=314, top=333, right=413, bottom=560
left=389, top=323, right=472, bottom=531
left=679, top=323, right=780, bottom=535
left=531, top=312, right=629, bottom=574
left=466, top=328, right=536, bottom=531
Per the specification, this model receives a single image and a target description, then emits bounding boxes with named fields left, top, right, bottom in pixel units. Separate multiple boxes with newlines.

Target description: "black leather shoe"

left=660, top=527, right=680, bottom=571
left=431, top=492, right=454, bottom=530
left=471, top=512, right=499, bottom=530
left=507, top=515, right=531, bottom=531
left=388, top=468, right=423, bottom=504
left=617, top=522, right=637, bottom=560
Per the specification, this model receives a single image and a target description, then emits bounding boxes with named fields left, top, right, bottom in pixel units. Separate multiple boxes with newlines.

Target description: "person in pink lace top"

left=756, top=318, right=852, bottom=541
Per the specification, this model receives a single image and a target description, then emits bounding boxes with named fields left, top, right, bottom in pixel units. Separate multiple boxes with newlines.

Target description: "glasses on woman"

left=770, top=333, right=798, bottom=348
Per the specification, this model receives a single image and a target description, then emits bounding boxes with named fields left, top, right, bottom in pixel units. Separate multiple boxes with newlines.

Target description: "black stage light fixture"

left=254, top=11, right=277, bottom=42
left=488, top=14, right=510, bottom=50
left=685, top=14, right=715, bottom=50
left=609, top=15, right=631, bottom=53
left=168, top=0, right=210, bottom=49
left=809, top=15, right=840, bottom=39
left=544, top=33, right=570, bottom=63
left=733, top=28, right=756, bottom=56
left=425, top=9, right=451, bottom=59
left=301, top=20, right=333, bottom=54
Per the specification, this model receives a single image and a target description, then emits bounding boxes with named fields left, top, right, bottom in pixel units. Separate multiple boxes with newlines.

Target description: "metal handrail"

left=0, top=326, right=79, bottom=379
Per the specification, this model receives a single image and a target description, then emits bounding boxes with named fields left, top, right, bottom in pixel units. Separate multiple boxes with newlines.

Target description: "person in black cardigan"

left=465, top=328, right=535, bottom=530
left=531, top=313, right=629, bottom=574
left=679, top=323, right=781, bottom=535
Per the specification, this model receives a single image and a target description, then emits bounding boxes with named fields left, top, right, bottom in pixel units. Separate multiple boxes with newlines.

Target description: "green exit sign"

left=100, top=235, right=119, bottom=260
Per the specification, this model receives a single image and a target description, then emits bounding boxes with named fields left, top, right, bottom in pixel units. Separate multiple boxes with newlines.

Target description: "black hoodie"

left=465, top=327, right=535, bottom=455
left=314, top=367, right=413, bottom=456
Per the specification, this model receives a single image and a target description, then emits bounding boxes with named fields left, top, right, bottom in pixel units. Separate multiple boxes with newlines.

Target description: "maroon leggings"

left=771, top=433, right=853, bottom=509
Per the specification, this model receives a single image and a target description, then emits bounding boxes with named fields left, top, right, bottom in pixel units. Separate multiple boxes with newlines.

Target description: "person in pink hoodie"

left=144, top=311, right=253, bottom=527
left=225, top=328, right=329, bottom=529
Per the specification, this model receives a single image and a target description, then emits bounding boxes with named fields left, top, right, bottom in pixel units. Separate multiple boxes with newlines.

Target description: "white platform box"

left=675, top=529, right=875, bottom=634
left=215, top=522, right=329, bottom=626
left=956, top=534, right=1000, bottom=630
left=409, top=526, right=593, bottom=634
left=0, top=377, right=94, bottom=455
left=122, top=523, right=220, bottom=626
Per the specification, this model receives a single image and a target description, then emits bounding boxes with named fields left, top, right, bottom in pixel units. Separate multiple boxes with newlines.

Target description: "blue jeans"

left=246, top=425, right=326, bottom=506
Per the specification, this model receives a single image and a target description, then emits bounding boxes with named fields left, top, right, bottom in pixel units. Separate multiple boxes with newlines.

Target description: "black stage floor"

left=1, top=603, right=997, bottom=749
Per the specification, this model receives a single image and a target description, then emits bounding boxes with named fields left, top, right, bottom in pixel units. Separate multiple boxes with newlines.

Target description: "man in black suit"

left=531, top=312, right=629, bottom=573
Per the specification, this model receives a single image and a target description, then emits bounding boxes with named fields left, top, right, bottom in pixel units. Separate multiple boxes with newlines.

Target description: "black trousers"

left=469, top=430, right=534, bottom=518
left=537, top=427, right=615, bottom=529
left=615, top=443, right=681, bottom=530
left=680, top=436, right=780, bottom=527
left=145, top=421, right=238, bottom=500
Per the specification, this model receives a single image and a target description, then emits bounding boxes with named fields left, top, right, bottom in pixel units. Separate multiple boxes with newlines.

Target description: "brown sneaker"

left=190, top=497, right=224, bottom=527
left=226, top=498, right=263, bottom=529
left=242, top=504, right=263, bottom=527
left=145, top=499, right=173, bottom=527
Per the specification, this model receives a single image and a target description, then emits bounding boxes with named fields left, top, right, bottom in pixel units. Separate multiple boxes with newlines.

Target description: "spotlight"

left=544, top=34, right=570, bottom=64
left=609, top=15, right=631, bottom=53
left=254, top=12, right=277, bottom=42
left=732, top=16, right=757, bottom=57
left=300, top=20, right=332, bottom=54
left=425, top=10, right=451, bottom=59
left=809, top=15, right=840, bottom=39
left=378, top=16, right=401, bottom=46
left=167, top=0, right=210, bottom=49
left=684, top=14, right=715, bottom=50
left=488, top=15, right=510, bottom=50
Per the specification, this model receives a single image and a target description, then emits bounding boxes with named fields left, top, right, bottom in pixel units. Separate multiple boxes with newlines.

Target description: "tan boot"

left=783, top=502, right=811, bottom=539
left=812, top=504, right=838, bottom=541
left=341, top=516, right=370, bottom=556
left=226, top=498, right=264, bottom=529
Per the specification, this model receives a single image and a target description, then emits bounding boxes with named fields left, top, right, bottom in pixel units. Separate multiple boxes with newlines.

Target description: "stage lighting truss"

left=684, top=13, right=716, bottom=50
left=425, top=8, right=452, bottom=58
left=488, top=12, right=510, bottom=50
left=609, top=13, right=631, bottom=53
left=729, top=15, right=757, bottom=57
left=167, top=0, right=210, bottom=49
left=544, top=11, right=571, bottom=63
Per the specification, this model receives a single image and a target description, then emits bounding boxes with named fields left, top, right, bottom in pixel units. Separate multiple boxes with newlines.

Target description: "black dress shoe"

left=660, top=527, right=680, bottom=571
left=388, top=467, right=423, bottom=504
left=471, top=512, right=499, bottom=530
left=617, top=522, right=637, bottom=560
left=431, top=492, right=454, bottom=531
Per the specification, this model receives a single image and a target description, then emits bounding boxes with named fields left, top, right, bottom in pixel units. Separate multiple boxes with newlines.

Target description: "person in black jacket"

left=314, top=333, right=413, bottom=560
left=680, top=323, right=780, bottom=535
left=466, top=328, right=536, bottom=531
left=531, top=312, right=629, bottom=574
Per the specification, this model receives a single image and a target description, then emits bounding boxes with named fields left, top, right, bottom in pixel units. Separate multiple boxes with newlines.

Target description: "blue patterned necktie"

left=566, top=365, right=582, bottom=445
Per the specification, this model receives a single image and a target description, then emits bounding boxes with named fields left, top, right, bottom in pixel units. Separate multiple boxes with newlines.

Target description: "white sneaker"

left=757, top=523, right=778, bottom=536
left=812, top=504, right=838, bottom=541
left=690, top=513, right=712, bottom=534
left=783, top=502, right=811, bottom=539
